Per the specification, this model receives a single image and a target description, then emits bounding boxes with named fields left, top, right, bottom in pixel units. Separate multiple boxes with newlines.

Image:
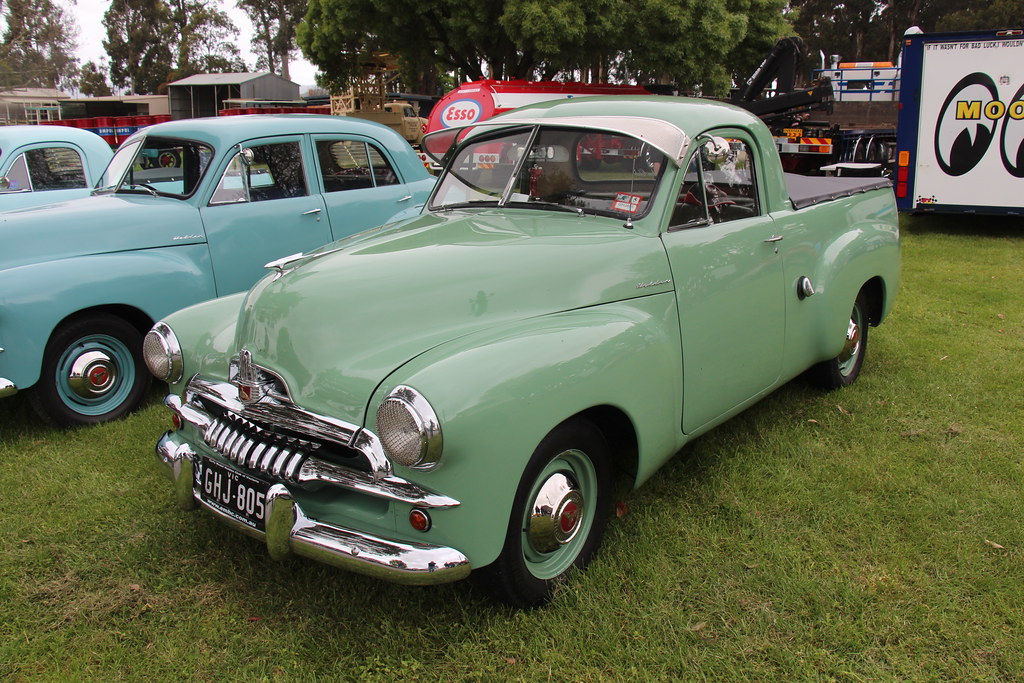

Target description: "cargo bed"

left=785, top=173, right=891, bottom=209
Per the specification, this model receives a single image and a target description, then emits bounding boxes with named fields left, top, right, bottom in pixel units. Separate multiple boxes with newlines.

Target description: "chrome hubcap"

left=527, top=472, right=585, bottom=554
left=835, top=305, right=860, bottom=376
left=67, top=350, right=118, bottom=399
left=842, top=318, right=860, bottom=358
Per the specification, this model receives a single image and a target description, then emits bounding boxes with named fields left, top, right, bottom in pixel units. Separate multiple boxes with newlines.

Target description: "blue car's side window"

left=210, top=154, right=248, bottom=204
left=25, top=147, right=88, bottom=190
left=0, top=154, right=31, bottom=192
left=316, top=140, right=399, bottom=192
left=210, top=141, right=308, bottom=205
left=1, top=147, right=86, bottom=193
left=248, top=141, right=307, bottom=201
left=367, top=145, right=399, bottom=186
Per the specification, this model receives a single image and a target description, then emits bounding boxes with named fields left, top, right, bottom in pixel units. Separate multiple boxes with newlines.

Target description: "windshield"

left=429, top=126, right=668, bottom=218
left=96, top=136, right=214, bottom=198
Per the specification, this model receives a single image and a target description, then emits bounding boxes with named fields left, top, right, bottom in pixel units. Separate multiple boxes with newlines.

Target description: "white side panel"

left=491, top=92, right=606, bottom=109
left=914, top=38, right=1024, bottom=209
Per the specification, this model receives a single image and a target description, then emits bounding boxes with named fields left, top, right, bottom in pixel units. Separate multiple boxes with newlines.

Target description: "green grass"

left=2, top=213, right=1022, bottom=680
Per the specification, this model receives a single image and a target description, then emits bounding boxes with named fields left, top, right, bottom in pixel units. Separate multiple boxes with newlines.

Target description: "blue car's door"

left=198, top=135, right=332, bottom=296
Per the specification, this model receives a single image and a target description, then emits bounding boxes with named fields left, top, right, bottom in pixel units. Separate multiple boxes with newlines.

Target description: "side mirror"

left=702, top=137, right=731, bottom=163
left=0, top=176, right=9, bottom=191
left=239, top=147, right=255, bottom=166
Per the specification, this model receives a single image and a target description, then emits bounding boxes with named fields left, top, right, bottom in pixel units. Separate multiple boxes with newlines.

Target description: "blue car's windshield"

left=96, top=136, right=213, bottom=198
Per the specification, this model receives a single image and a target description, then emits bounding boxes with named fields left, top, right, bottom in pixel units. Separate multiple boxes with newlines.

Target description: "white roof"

left=425, top=115, right=691, bottom=166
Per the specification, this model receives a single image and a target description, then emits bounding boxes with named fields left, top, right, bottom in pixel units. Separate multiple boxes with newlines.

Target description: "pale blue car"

left=0, top=126, right=113, bottom=210
left=0, top=115, right=435, bottom=426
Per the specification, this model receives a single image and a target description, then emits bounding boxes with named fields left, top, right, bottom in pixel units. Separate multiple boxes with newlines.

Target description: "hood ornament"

left=233, top=349, right=265, bottom=405
left=264, top=252, right=306, bottom=280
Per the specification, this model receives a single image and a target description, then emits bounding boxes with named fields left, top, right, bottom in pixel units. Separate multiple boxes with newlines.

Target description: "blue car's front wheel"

left=30, top=313, right=152, bottom=427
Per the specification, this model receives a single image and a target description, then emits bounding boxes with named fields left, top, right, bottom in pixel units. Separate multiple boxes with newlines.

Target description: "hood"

left=234, top=209, right=674, bottom=424
left=0, top=194, right=202, bottom=270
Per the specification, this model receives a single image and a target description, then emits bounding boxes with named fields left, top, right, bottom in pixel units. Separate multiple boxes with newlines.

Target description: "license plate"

left=195, top=456, right=270, bottom=532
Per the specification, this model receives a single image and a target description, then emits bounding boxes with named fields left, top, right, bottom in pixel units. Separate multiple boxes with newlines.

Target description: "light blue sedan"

left=0, top=114, right=435, bottom=426
left=0, top=126, right=113, bottom=210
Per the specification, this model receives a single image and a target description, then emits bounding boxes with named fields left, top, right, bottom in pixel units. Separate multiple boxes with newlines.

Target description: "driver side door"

left=199, top=136, right=331, bottom=296
left=660, top=133, right=786, bottom=434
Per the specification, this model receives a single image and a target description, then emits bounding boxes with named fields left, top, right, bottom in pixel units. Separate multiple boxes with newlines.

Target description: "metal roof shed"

left=167, top=72, right=300, bottom=119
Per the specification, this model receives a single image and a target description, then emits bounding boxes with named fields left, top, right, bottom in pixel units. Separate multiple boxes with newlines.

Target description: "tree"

left=103, top=0, right=175, bottom=94
left=934, top=0, right=1024, bottom=32
left=167, top=0, right=245, bottom=78
left=296, top=0, right=790, bottom=96
left=298, top=0, right=527, bottom=91
left=0, top=0, right=79, bottom=89
left=786, top=0, right=1002, bottom=68
left=237, top=0, right=308, bottom=80
left=78, top=60, right=113, bottom=96
left=788, top=0, right=885, bottom=66
left=105, top=0, right=247, bottom=94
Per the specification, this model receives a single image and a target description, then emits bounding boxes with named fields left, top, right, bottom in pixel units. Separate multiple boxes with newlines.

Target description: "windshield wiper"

left=504, top=200, right=586, bottom=216
left=433, top=200, right=500, bottom=212
left=117, top=183, right=160, bottom=197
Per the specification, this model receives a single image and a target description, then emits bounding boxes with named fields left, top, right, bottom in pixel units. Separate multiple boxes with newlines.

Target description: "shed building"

left=167, top=73, right=300, bottom=119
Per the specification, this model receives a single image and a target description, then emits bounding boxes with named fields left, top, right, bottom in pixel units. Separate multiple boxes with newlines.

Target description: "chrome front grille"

left=166, top=381, right=462, bottom=509
left=203, top=412, right=317, bottom=482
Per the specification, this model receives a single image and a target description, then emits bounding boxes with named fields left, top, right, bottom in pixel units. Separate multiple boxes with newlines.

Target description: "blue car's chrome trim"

left=0, top=377, right=17, bottom=398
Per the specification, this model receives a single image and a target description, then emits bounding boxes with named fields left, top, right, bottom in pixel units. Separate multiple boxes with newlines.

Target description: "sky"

left=64, top=0, right=320, bottom=89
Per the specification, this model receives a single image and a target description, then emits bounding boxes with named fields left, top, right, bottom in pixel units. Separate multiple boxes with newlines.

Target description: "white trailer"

left=895, top=29, right=1024, bottom=214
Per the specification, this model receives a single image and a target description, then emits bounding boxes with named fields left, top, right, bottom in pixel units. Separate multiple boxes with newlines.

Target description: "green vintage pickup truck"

left=146, top=97, right=900, bottom=607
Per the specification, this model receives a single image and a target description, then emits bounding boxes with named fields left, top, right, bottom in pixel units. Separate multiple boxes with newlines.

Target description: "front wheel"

left=29, top=313, right=152, bottom=427
left=809, top=291, right=869, bottom=390
left=475, top=418, right=612, bottom=608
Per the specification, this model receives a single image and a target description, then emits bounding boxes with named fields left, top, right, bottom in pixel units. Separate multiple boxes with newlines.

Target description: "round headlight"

left=375, top=385, right=442, bottom=469
left=143, top=322, right=183, bottom=383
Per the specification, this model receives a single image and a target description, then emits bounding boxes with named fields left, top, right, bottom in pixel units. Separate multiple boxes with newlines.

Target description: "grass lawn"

left=1, top=213, right=1021, bottom=681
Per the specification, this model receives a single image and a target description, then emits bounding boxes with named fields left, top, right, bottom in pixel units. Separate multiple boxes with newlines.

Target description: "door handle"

left=763, top=234, right=784, bottom=243
left=302, top=208, right=321, bottom=215
left=397, top=195, right=413, bottom=203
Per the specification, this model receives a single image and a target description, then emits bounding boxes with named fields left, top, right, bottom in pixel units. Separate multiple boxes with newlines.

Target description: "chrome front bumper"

left=0, top=377, right=16, bottom=399
left=156, top=432, right=471, bottom=585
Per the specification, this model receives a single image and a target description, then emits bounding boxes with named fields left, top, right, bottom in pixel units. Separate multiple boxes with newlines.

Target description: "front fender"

left=367, top=293, right=684, bottom=569
left=161, top=292, right=249, bottom=394
left=0, top=246, right=215, bottom=389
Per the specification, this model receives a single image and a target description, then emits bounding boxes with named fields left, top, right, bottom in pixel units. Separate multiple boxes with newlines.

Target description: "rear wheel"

left=158, top=150, right=181, bottom=168
left=475, top=418, right=612, bottom=608
left=29, top=313, right=151, bottom=427
left=809, top=291, right=869, bottom=389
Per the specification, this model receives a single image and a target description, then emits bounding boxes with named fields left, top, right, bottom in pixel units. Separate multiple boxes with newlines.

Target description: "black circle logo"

left=935, top=72, right=999, bottom=176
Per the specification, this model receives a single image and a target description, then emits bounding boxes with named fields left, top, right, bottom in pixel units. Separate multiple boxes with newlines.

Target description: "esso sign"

left=440, top=99, right=483, bottom=127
